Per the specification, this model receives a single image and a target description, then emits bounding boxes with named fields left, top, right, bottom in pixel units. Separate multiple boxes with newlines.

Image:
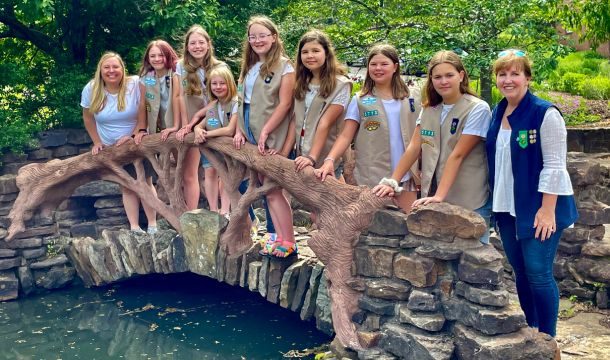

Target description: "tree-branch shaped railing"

left=7, top=133, right=388, bottom=349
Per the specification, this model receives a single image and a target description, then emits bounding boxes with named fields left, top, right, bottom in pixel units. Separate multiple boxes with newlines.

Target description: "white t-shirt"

left=80, top=77, right=141, bottom=146
left=244, top=61, right=295, bottom=103
left=416, top=101, right=491, bottom=138
left=345, top=95, right=410, bottom=182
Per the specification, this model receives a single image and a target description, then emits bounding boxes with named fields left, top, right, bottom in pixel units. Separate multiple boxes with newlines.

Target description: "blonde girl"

left=193, top=66, right=238, bottom=217
left=81, top=52, right=157, bottom=233
left=372, top=50, right=492, bottom=243
left=234, top=15, right=296, bottom=257
left=315, top=44, right=421, bottom=213
left=292, top=30, right=351, bottom=176
left=173, top=25, right=224, bottom=210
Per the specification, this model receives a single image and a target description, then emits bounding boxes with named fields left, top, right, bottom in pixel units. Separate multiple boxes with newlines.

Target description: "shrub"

left=45, top=67, right=91, bottom=129
left=561, top=73, right=587, bottom=94
left=579, top=76, right=610, bottom=100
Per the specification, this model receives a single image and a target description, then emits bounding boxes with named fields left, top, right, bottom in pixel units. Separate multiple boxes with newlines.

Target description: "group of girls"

left=81, top=19, right=576, bottom=345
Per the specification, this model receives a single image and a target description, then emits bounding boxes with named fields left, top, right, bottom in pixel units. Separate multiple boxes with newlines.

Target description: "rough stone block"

left=458, top=260, right=503, bottom=286
left=52, top=145, right=79, bottom=158
left=357, top=349, right=397, bottom=360
left=368, top=210, right=409, bottom=236
left=258, top=256, right=270, bottom=298
left=0, top=257, right=22, bottom=270
left=73, top=180, right=121, bottom=197
left=95, top=216, right=128, bottom=226
left=22, top=247, right=47, bottom=260
left=1, top=152, right=27, bottom=163
left=398, top=306, right=446, bottom=331
left=407, top=202, right=486, bottom=240
left=453, top=324, right=557, bottom=360
left=355, top=246, right=396, bottom=278
left=379, top=323, right=454, bottom=360
left=407, top=289, right=439, bottom=312
left=394, top=254, right=437, bottom=287
left=568, top=158, right=602, bottom=186
left=0, top=175, right=18, bottom=195
left=33, top=265, right=75, bottom=289
left=558, top=279, right=596, bottom=299
left=596, top=289, right=609, bottom=309
left=362, top=235, right=401, bottom=248
left=291, top=260, right=314, bottom=312
left=315, top=272, right=333, bottom=335
left=356, top=331, right=382, bottom=349
left=279, top=259, right=305, bottom=308
left=96, top=207, right=127, bottom=218
left=0, top=249, right=16, bottom=258
left=70, top=222, right=98, bottom=238
left=443, top=297, right=526, bottom=335
left=558, top=241, right=582, bottom=255
left=300, top=262, right=324, bottom=321
left=27, top=148, right=53, bottom=160
left=365, top=279, right=411, bottom=300
left=415, top=243, right=463, bottom=260
left=38, top=130, right=67, bottom=147
left=462, top=246, right=504, bottom=265
left=358, top=295, right=396, bottom=316
left=67, top=129, right=92, bottom=145
left=267, top=256, right=298, bottom=304
left=455, top=281, right=509, bottom=307
left=248, top=261, right=262, bottom=292
left=0, top=162, right=28, bottom=176
left=0, top=193, right=17, bottom=202
left=0, top=227, right=6, bottom=241
left=575, top=258, right=610, bottom=284
left=400, top=234, right=425, bottom=248
left=94, top=197, right=124, bottom=209
left=17, top=266, right=34, bottom=295
left=581, top=240, right=610, bottom=257
left=138, top=242, right=154, bottom=274
left=562, top=225, right=605, bottom=243
left=169, top=235, right=188, bottom=273
left=239, top=243, right=262, bottom=288
left=363, top=313, right=382, bottom=331
left=577, top=201, right=610, bottom=226
left=12, top=225, right=56, bottom=240
left=180, top=209, right=225, bottom=278
left=0, top=271, right=19, bottom=300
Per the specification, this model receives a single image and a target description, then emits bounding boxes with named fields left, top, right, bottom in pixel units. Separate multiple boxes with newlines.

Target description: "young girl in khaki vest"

left=292, top=30, right=351, bottom=177
left=192, top=66, right=238, bottom=218
left=373, top=50, right=492, bottom=242
left=172, top=25, right=224, bottom=210
left=137, top=40, right=181, bottom=234
left=235, top=16, right=297, bottom=257
left=315, top=44, right=421, bottom=213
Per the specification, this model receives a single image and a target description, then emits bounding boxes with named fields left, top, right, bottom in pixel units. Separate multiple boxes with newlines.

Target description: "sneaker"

left=131, top=227, right=146, bottom=234
left=147, top=226, right=158, bottom=235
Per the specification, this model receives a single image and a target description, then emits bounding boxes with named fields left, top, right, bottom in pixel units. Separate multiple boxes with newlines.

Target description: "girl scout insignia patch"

left=409, top=98, right=415, bottom=112
left=518, top=130, right=528, bottom=149
left=450, top=118, right=459, bottom=134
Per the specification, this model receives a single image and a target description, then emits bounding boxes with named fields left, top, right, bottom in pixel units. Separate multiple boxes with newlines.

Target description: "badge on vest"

left=422, top=139, right=435, bottom=147
left=517, top=129, right=537, bottom=149
left=208, top=118, right=220, bottom=127
left=361, top=97, right=377, bottom=105
left=237, top=84, right=243, bottom=92
left=450, top=118, right=459, bottom=134
left=363, top=110, right=379, bottom=117
left=144, top=77, right=156, bottom=86
left=409, top=98, right=415, bottom=112
left=264, top=72, right=275, bottom=84
left=207, top=110, right=215, bottom=117
left=364, top=120, right=380, bottom=131
left=421, top=129, right=435, bottom=137
left=146, top=93, right=155, bottom=100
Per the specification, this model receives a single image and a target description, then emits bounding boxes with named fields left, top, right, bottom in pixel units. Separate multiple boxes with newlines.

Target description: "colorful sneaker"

left=271, top=240, right=298, bottom=258
left=147, top=226, right=158, bottom=235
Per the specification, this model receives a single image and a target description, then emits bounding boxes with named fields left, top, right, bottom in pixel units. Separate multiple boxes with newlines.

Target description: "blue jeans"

left=238, top=180, right=275, bottom=234
left=495, top=212, right=562, bottom=337
left=474, top=197, right=492, bottom=244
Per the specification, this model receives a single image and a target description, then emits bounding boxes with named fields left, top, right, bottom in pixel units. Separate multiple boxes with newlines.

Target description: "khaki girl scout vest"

left=176, top=60, right=208, bottom=121
left=353, top=86, right=422, bottom=187
left=237, top=57, right=292, bottom=150
left=419, top=93, right=488, bottom=210
left=142, top=70, right=175, bottom=134
left=293, top=75, right=351, bottom=168
left=204, top=98, right=238, bottom=130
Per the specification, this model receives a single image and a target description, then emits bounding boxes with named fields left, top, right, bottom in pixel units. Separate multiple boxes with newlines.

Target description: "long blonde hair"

left=90, top=52, right=128, bottom=113
left=360, top=44, right=409, bottom=99
left=181, top=25, right=220, bottom=96
left=239, top=16, right=288, bottom=81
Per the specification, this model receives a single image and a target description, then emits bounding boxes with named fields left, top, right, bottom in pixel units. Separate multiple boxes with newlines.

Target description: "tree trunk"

left=480, top=67, right=493, bottom=105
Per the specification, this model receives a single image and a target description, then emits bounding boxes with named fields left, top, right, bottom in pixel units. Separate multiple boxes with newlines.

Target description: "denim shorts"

left=474, top=196, right=492, bottom=244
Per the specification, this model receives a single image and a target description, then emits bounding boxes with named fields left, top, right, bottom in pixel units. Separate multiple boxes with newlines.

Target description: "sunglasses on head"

left=498, top=49, right=526, bottom=58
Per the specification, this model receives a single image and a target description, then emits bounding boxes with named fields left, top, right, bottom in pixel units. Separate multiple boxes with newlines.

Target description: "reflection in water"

left=0, top=273, right=330, bottom=359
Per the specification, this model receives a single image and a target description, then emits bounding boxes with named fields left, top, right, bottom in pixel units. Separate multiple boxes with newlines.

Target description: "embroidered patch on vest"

left=528, top=129, right=537, bottom=144
left=207, top=110, right=215, bottom=117
left=264, top=72, right=275, bottom=84
left=450, top=118, right=459, bottom=134
left=208, top=118, right=220, bottom=127
left=363, top=110, right=379, bottom=117
left=361, top=97, right=377, bottom=105
left=144, top=77, right=156, bottom=86
left=420, top=129, right=435, bottom=137
left=422, top=139, right=435, bottom=147
left=146, top=93, right=155, bottom=100
left=409, top=98, right=415, bottom=112
left=146, top=103, right=151, bottom=113
left=517, top=130, right=528, bottom=149
left=364, top=120, right=380, bottom=131
left=237, top=84, right=243, bottom=92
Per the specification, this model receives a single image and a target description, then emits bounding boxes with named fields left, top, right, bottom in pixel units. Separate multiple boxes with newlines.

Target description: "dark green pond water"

left=0, top=273, right=330, bottom=359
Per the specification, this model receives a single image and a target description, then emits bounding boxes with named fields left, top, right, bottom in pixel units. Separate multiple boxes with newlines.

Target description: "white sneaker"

left=147, top=226, right=158, bottom=235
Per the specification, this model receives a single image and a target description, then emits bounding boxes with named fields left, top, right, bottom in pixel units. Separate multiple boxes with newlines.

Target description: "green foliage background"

left=0, top=0, right=606, bottom=155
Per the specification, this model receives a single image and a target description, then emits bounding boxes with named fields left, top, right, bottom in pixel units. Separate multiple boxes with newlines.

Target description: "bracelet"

left=323, top=157, right=335, bottom=163
left=379, top=177, right=403, bottom=194
left=304, top=155, right=316, bottom=164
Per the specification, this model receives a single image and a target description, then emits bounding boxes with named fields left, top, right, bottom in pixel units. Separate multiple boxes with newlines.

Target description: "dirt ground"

left=557, top=300, right=610, bottom=359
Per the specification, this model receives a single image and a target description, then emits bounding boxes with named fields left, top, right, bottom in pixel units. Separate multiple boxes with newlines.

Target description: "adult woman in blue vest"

left=487, top=50, right=577, bottom=343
